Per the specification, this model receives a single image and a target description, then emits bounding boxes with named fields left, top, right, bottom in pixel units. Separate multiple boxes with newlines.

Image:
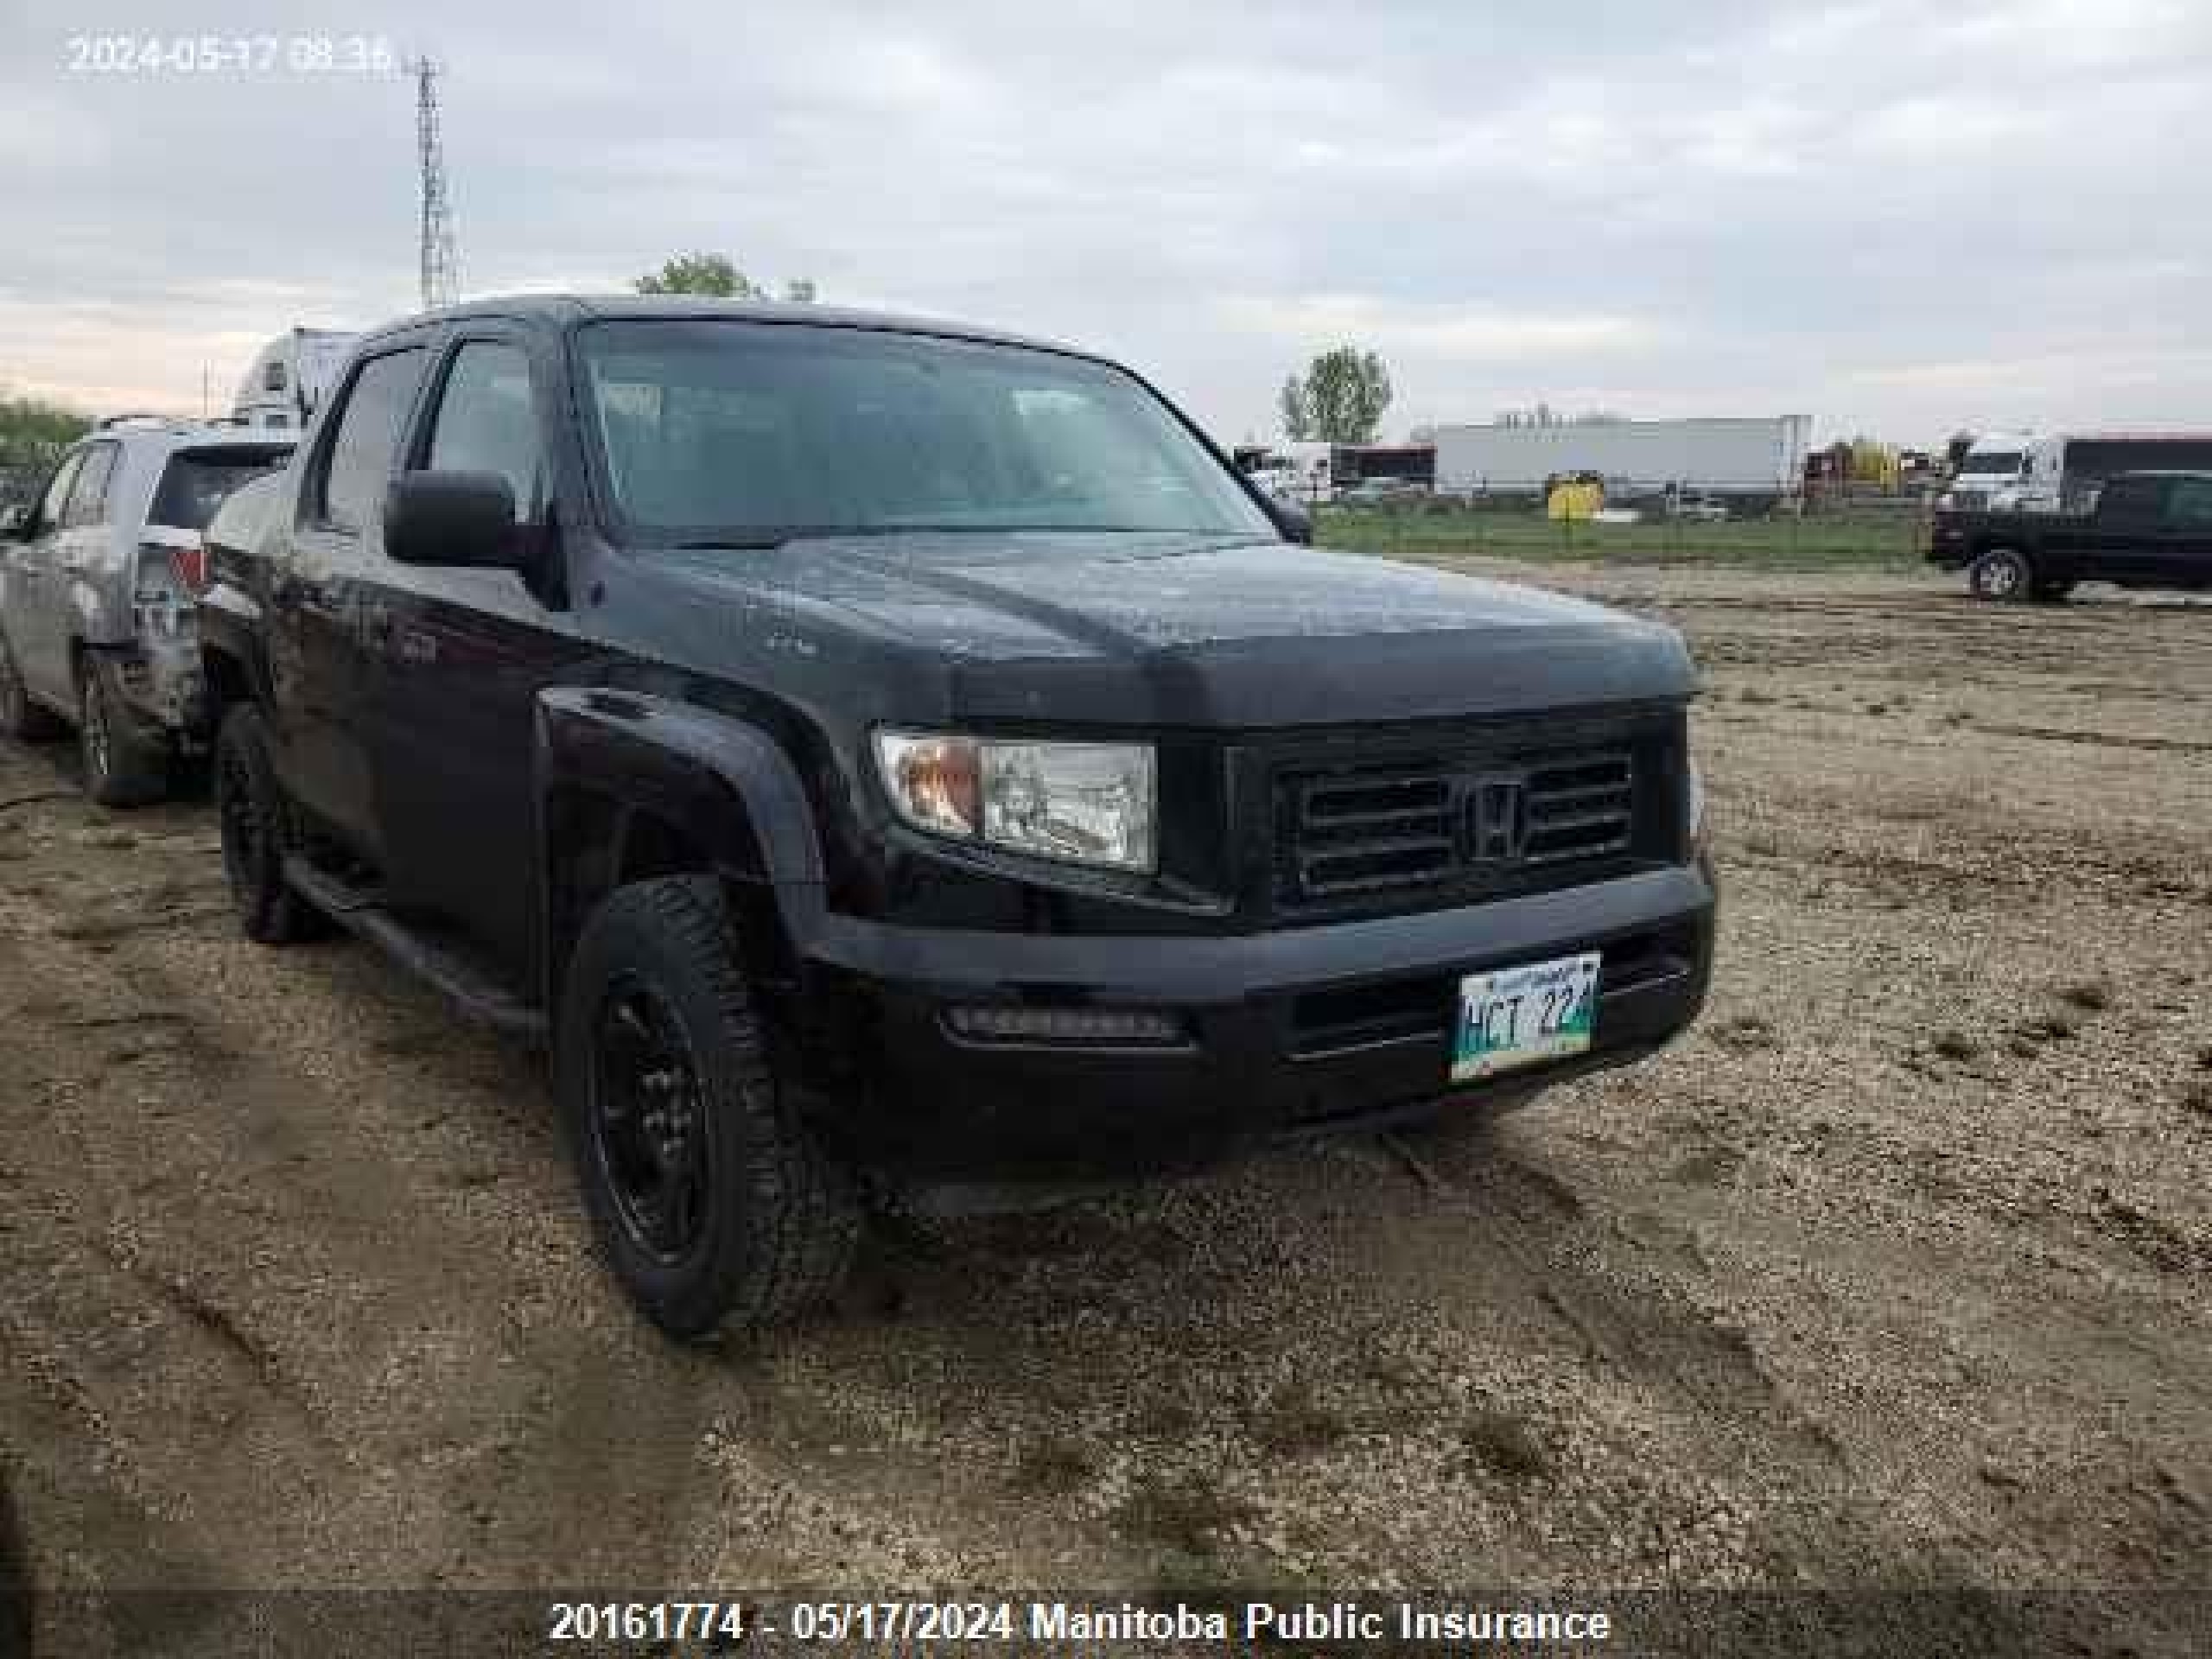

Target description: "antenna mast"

left=407, top=55, right=460, bottom=309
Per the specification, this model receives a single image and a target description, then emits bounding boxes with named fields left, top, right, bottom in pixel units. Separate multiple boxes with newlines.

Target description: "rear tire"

left=0, top=631, right=63, bottom=741
left=557, top=875, right=861, bottom=1338
left=1967, top=548, right=2033, bottom=602
left=79, top=658, right=169, bottom=807
left=214, top=705, right=326, bottom=944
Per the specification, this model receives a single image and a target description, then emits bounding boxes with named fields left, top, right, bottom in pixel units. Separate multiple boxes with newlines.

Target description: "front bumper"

left=793, top=862, right=1716, bottom=1183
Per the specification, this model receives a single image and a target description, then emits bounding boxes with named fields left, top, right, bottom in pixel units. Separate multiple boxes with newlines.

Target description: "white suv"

left=0, top=416, right=294, bottom=804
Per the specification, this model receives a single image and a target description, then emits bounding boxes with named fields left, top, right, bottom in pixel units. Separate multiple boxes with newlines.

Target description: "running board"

left=283, top=856, right=548, bottom=1043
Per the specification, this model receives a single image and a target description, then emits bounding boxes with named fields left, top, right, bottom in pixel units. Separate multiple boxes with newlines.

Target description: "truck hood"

left=656, top=531, right=1694, bottom=727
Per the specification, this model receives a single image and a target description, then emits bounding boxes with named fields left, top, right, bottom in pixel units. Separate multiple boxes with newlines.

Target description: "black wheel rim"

left=218, top=737, right=264, bottom=899
left=591, top=977, right=712, bottom=1264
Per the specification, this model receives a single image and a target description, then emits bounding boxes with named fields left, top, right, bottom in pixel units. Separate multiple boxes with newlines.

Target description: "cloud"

left=1217, top=296, right=1651, bottom=363
left=1, top=0, right=2209, bottom=443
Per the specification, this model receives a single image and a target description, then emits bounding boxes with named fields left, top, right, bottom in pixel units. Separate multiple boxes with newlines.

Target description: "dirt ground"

left=1, top=568, right=2207, bottom=1656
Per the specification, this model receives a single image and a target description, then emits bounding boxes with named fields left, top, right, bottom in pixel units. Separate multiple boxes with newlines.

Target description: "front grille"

left=1268, top=713, right=1680, bottom=918
left=1289, top=772, right=1458, bottom=897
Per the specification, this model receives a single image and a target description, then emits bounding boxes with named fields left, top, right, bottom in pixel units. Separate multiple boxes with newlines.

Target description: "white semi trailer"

left=232, top=327, right=359, bottom=431
left=1431, top=416, right=1811, bottom=507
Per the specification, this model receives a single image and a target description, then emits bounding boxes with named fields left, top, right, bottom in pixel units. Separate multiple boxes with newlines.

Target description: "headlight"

left=874, top=731, right=1156, bottom=873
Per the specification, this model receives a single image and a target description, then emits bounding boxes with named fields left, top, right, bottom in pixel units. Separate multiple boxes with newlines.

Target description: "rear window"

left=148, top=446, right=293, bottom=531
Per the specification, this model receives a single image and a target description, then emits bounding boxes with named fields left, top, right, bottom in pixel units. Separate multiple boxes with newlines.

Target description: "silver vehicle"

left=0, top=416, right=294, bottom=804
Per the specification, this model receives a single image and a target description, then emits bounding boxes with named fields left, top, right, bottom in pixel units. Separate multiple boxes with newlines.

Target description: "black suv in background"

left=1928, top=469, right=2212, bottom=601
left=200, top=297, right=1715, bottom=1337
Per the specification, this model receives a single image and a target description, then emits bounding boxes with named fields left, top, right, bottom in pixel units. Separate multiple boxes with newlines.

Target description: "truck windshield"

left=1958, top=451, right=2023, bottom=477
left=575, top=321, right=1274, bottom=543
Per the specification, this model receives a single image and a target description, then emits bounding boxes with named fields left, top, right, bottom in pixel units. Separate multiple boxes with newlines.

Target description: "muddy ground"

left=1, top=568, right=2207, bottom=1656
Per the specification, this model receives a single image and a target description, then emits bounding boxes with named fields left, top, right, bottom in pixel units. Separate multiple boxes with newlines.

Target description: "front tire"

left=214, top=705, right=325, bottom=944
left=0, top=631, right=63, bottom=741
left=557, top=875, right=860, bottom=1338
left=79, top=657, right=169, bottom=807
left=1967, top=548, right=2033, bottom=602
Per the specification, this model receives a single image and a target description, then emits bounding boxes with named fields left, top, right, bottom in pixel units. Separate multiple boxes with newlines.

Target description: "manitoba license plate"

left=1451, top=951, right=1602, bottom=1083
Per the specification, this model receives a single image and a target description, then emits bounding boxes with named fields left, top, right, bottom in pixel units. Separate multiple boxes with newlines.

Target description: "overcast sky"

left=3, top=0, right=2208, bottom=444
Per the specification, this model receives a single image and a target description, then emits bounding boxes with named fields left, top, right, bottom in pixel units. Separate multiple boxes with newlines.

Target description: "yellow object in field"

left=1547, top=480, right=1603, bottom=520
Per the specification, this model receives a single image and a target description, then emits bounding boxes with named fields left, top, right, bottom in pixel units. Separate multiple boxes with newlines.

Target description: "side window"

left=423, top=341, right=542, bottom=517
left=2165, top=477, right=2212, bottom=528
left=60, top=443, right=120, bottom=528
left=34, top=451, right=84, bottom=531
left=315, top=348, right=431, bottom=533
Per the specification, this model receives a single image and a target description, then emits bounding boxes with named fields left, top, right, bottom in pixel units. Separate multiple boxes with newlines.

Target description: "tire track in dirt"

left=0, top=745, right=723, bottom=1605
left=0, top=738, right=1102, bottom=1612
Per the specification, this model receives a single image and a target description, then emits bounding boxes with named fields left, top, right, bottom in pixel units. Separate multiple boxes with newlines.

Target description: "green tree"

left=0, top=391, right=92, bottom=500
left=1280, top=346, right=1391, bottom=444
left=635, top=251, right=759, bottom=297
left=633, top=252, right=818, bottom=302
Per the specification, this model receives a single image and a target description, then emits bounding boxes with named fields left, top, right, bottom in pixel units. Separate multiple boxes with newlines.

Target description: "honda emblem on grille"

left=1467, top=773, right=1530, bottom=862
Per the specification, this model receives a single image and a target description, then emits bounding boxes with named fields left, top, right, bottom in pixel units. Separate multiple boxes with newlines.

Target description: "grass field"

left=1315, top=503, right=1929, bottom=570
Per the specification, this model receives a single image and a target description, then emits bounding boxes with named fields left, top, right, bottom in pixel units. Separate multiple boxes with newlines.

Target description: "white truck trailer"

left=1431, top=416, right=1811, bottom=508
left=232, top=327, right=359, bottom=431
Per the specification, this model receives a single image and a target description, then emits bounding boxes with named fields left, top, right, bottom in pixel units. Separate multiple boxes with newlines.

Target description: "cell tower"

left=407, top=55, right=460, bottom=310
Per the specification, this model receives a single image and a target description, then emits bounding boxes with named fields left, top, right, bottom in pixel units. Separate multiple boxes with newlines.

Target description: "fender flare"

left=534, top=688, right=831, bottom=985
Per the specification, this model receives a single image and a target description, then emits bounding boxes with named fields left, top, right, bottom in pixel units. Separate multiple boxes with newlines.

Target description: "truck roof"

left=353, top=293, right=1085, bottom=360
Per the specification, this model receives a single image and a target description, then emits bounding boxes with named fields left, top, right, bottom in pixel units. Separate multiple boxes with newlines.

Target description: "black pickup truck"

left=199, top=296, right=1715, bottom=1336
left=1928, top=469, right=2212, bottom=601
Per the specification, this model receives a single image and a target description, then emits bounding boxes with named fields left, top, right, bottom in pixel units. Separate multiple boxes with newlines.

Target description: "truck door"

left=4, top=448, right=85, bottom=706
left=276, top=343, right=433, bottom=858
left=2088, top=475, right=2166, bottom=584
left=365, top=332, right=582, bottom=974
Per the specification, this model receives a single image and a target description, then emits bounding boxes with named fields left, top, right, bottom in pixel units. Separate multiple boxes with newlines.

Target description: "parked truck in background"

left=1941, top=431, right=2037, bottom=512
left=1928, top=470, right=2212, bottom=601
left=1942, top=431, right=2212, bottom=513
left=1429, top=416, right=1809, bottom=512
left=232, top=327, right=359, bottom=430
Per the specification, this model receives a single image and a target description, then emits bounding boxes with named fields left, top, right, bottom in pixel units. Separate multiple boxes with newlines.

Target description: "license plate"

left=1451, top=951, right=1602, bottom=1083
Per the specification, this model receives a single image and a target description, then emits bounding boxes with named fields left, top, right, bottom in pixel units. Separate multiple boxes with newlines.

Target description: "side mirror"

left=1268, top=497, right=1313, bottom=546
left=384, top=471, right=523, bottom=569
left=0, top=505, right=27, bottom=537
